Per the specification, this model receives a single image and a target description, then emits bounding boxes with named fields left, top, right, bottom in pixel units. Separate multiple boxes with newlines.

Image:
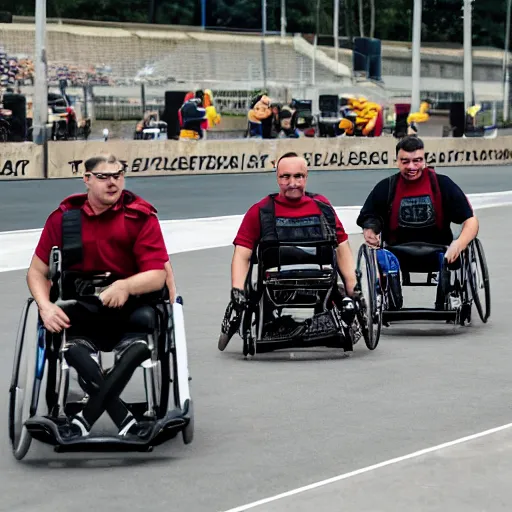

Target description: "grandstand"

left=0, top=22, right=352, bottom=88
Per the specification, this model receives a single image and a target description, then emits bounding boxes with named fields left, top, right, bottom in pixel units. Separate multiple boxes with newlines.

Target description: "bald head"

left=276, top=153, right=308, bottom=200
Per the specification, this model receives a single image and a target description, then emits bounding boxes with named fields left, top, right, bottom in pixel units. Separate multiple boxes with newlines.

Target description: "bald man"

left=218, top=152, right=358, bottom=351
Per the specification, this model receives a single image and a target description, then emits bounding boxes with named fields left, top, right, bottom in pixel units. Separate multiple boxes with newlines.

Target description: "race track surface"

left=1, top=205, right=512, bottom=512
left=2, top=164, right=512, bottom=231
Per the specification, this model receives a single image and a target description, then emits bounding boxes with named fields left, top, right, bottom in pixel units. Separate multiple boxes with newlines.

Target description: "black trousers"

left=63, top=302, right=155, bottom=429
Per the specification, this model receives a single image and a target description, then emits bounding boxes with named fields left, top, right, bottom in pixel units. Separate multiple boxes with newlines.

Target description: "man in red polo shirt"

left=218, top=152, right=358, bottom=350
left=26, top=153, right=172, bottom=441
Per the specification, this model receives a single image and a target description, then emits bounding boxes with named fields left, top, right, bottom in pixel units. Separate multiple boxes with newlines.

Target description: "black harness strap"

left=387, top=170, right=441, bottom=215
left=62, top=209, right=83, bottom=270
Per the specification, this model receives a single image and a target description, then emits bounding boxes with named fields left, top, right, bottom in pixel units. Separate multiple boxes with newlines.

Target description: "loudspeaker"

left=162, top=91, right=188, bottom=139
left=3, top=93, right=27, bottom=142
left=353, top=37, right=382, bottom=80
left=367, top=38, right=382, bottom=81
left=319, top=95, right=338, bottom=116
left=449, top=102, right=465, bottom=138
left=0, top=11, right=13, bottom=23
left=393, top=103, right=410, bottom=139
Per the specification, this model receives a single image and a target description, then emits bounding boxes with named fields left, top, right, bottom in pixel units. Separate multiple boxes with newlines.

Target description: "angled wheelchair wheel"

left=9, top=299, right=44, bottom=461
left=467, top=238, right=491, bottom=323
left=356, top=244, right=383, bottom=350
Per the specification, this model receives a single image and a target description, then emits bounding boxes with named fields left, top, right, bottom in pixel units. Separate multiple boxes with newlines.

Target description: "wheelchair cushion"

left=265, top=265, right=335, bottom=282
left=260, top=244, right=335, bottom=270
left=387, top=243, right=447, bottom=274
left=387, top=242, right=448, bottom=259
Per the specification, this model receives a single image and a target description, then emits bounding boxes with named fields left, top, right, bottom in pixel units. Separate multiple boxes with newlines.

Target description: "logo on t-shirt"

left=398, top=195, right=435, bottom=228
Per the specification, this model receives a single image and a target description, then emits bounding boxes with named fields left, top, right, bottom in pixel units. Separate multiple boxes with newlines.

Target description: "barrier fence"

left=2, top=136, right=512, bottom=180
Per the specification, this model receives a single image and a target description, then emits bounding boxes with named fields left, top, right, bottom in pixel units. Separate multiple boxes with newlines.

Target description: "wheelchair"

left=356, top=238, right=491, bottom=341
left=225, top=238, right=376, bottom=358
left=9, top=247, right=194, bottom=461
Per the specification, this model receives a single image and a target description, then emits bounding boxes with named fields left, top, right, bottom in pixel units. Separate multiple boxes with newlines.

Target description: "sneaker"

left=118, top=416, right=154, bottom=441
left=58, top=416, right=90, bottom=441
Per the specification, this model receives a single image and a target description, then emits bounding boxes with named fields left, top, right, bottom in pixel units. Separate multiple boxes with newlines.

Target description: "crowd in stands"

left=1, top=47, right=117, bottom=90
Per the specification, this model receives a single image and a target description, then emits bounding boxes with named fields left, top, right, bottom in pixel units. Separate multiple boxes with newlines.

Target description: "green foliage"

left=6, top=0, right=510, bottom=49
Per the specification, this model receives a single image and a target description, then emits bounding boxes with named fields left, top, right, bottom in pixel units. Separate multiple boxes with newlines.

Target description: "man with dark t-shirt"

left=218, top=152, right=358, bottom=351
left=357, top=135, right=478, bottom=261
left=356, top=136, right=479, bottom=309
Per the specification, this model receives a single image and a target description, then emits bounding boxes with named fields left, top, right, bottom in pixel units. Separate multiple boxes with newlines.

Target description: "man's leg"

left=59, top=339, right=151, bottom=439
left=58, top=304, right=155, bottom=440
left=64, top=339, right=134, bottom=430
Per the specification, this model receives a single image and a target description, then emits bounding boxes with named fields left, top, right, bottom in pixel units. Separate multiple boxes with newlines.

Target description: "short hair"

left=84, top=154, right=120, bottom=173
left=275, top=152, right=301, bottom=171
left=396, top=135, right=424, bottom=156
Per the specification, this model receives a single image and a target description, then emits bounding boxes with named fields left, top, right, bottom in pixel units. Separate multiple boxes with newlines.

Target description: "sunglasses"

left=85, top=170, right=125, bottom=181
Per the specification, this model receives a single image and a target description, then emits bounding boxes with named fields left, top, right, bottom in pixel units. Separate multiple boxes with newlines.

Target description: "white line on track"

left=220, top=422, right=512, bottom=512
left=1, top=192, right=512, bottom=273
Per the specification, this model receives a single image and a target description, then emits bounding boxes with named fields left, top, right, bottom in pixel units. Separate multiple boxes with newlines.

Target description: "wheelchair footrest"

left=25, top=412, right=189, bottom=453
left=382, top=308, right=457, bottom=322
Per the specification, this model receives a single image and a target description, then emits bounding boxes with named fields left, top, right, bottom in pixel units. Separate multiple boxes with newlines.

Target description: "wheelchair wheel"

left=356, top=244, right=383, bottom=350
left=467, top=238, right=491, bottom=323
left=8, top=299, right=43, bottom=460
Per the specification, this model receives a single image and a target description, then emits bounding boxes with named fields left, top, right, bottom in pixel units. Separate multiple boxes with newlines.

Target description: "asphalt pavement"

left=1, top=205, right=511, bottom=512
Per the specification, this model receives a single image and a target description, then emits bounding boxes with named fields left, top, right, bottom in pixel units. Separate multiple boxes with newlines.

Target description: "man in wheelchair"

left=356, top=135, right=479, bottom=314
left=218, top=152, right=359, bottom=353
left=25, top=153, right=176, bottom=442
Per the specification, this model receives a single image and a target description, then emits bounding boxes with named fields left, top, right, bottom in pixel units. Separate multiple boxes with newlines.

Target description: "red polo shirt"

left=234, top=193, right=348, bottom=250
left=35, top=191, right=168, bottom=277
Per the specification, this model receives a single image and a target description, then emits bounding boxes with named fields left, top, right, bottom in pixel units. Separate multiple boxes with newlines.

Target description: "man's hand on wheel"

left=445, top=239, right=464, bottom=264
left=363, top=228, right=380, bottom=248
left=39, top=302, right=71, bottom=333
left=99, top=280, right=130, bottom=308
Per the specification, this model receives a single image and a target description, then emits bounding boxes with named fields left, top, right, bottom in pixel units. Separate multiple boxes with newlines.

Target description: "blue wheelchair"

left=9, top=247, right=194, bottom=461
left=355, top=238, right=491, bottom=342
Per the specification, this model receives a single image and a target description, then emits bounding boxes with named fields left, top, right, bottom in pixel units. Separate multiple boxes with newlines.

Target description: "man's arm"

left=231, top=245, right=253, bottom=290
left=27, top=254, right=71, bottom=332
left=445, top=216, right=479, bottom=263
left=164, top=260, right=177, bottom=302
left=336, top=240, right=357, bottom=296
left=441, top=175, right=480, bottom=263
left=357, top=179, right=390, bottom=247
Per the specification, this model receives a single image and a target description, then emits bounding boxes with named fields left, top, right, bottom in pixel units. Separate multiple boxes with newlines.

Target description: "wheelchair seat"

left=386, top=242, right=448, bottom=273
left=387, top=242, right=448, bottom=259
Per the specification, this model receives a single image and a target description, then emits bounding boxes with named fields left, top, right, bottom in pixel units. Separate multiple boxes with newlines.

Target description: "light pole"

left=33, top=0, right=48, bottom=147
left=261, top=0, right=268, bottom=88
left=463, top=0, right=473, bottom=111
left=411, top=0, right=422, bottom=114
left=281, top=0, right=286, bottom=38
left=334, top=0, right=339, bottom=74
left=503, top=0, right=511, bottom=121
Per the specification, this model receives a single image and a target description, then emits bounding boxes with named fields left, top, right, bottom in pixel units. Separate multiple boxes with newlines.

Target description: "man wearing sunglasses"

left=27, top=153, right=176, bottom=441
left=218, top=151, right=358, bottom=351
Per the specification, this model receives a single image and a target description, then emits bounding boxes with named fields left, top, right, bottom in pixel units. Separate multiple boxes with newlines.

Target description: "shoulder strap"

left=387, top=174, right=399, bottom=214
left=259, top=194, right=278, bottom=242
left=62, top=209, right=83, bottom=270
left=427, top=168, right=440, bottom=198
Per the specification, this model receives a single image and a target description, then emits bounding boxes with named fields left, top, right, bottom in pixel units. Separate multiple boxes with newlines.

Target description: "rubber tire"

left=467, top=238, right=491, bottom=323
left=356, top=244, right=382, bottom=350
left=9, top=300, right=39, bottom=460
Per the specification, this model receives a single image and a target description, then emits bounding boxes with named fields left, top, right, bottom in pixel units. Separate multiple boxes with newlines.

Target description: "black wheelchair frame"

left=235, top=239, right=369, bottom=357
left=355, top=238, right=491, bottom=340
left=9, top=247, right=194, bottom=461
